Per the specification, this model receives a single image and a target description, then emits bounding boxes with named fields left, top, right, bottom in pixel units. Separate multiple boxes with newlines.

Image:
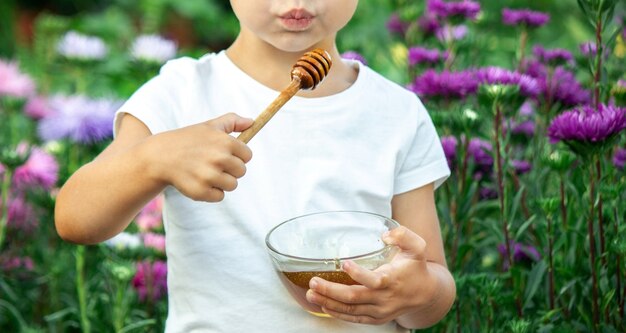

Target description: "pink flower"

left=436, top=24, right=468, bottom=42
left=132, top=260, right=167, bottom=303
left=7, top=195, right=38, bottom=232
left=0, top=59, right=36, bottom=98
left=135, top=195, right=164, bottom=231
left=143, top=232, right=166, bottom=253
left=1, top=255, right=34, bottom=272
left=24, top=96, right=54, bottom=120
left=13, top=147, right=59, bottom=191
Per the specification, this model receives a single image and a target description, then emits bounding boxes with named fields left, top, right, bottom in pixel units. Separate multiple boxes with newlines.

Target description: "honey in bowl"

left=265, top=211, right=399, bottom=317
left=280, top=270, right=359, bottom=317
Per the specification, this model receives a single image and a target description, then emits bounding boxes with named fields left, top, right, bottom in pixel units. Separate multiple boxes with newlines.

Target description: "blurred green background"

left=1, top=0, right=599, bottom=85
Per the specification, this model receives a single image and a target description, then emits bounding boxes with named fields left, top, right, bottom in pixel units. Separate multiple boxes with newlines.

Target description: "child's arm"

left=305, top=183, right=456, bottom=328
left=55, top=113, right=253, bottom=244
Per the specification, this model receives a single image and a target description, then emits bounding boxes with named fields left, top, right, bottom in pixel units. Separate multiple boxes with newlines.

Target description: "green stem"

left=560, top=175, right=568, bottom=230
left=113, top=283, right=125, bottom=332
left=494, top=104, right=513, bottom=269
left=494, top=103, right=523, bottom=318
left=547, top=214, right=555, bottom=310
left=616, top=201, right=623, bottom=320
left=595, top=159, right=605, bottom=261
left=76, top=245, right=91, bottom=333
left=517, top=28, right=528, bottom=72
left=444, top=24, right=457, bottom=70
left=593, top=15, right=603, bottom=108
left=0, top=167, right=13, bottom=250
left=587, top=161, right=600, bottom=331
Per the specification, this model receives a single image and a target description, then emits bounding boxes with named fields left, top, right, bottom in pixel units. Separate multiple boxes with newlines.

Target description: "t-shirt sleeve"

left=113, top=59, right=189, bottom=137
left=394, top=96, right=450, bottom=194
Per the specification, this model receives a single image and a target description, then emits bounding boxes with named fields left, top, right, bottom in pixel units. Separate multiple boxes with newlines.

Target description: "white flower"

left=57, top=31, right=108, bottom=60
left=105, top=232, right=141, bottom=250
left=130, top=34, right=177, bottom=63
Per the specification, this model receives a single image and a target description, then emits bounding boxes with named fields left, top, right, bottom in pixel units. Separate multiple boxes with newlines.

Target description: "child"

left=55, top=0, right=456, bottom=331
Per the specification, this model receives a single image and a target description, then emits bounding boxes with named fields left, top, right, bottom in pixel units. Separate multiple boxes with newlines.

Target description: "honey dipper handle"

left=236, top=77, right=302, bottom=143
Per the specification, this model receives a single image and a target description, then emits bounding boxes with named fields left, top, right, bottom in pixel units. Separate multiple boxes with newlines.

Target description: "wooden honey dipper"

left=236, top=48, right=332, bottom=143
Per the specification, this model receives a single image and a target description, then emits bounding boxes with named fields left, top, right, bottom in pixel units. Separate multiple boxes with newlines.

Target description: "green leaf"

left=601, top=289, right=616, bottom=314
left=0, top=299, right=27, bottom=329
left=577, top=0, right=591, bottom=16
left=119, top=319, right=157, bottom=333
left=540, top=308, right=562, bottom=322
left=606, top=26, right=623, bottom=49
left=43, top=307, right=77, bottom=322
left=524, top=261, right=548, bottom=310
left=507, top=183, right=526, bottom=228
left=515, top=215, right=537, bottom=241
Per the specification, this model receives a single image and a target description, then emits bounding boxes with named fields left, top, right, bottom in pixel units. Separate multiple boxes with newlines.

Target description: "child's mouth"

left=279, top=9, right=315, bottom=31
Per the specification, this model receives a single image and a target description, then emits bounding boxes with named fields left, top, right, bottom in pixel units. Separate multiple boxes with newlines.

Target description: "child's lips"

left=279, top=9, right=315, bottom=31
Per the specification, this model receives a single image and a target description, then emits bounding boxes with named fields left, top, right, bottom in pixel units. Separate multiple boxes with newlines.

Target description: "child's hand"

left=148, top=113, right=253, bottom=202
left=305, top=226, right=439, bottom=325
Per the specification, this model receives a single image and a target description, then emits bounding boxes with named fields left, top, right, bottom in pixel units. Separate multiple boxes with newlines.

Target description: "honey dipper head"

left=290, top=49, right=332, bottom=90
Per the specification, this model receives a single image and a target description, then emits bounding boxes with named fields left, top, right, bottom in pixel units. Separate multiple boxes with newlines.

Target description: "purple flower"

left=476, top=66, right=541, bottom=98
left=408, top=69, right=477, bottom=101
left=548, top=104, right=626, bottom=146
left=408, top=47, right=448, bottom=66
left=579, top=42, right=598, bottom=57
left=498, top=241, right=541, bottom=270
left=510, top=120, right=536, bottom=138
left=502, top=8, right=550, bottom=28
left=468, top=138, right=494, bottom=168
left=7, top=195, right=37, bottom=232
left=436, top=24, right=469, bottom=43
left=0, top=60, right=36, bottom=98
left=341, top=51, right=368, bottom=66
left=13, top=147, right=59, bottom=191
left=132, top=260, right=167, bottom=302
left=24, top=96, right=53, bottom=120
left=130, top=34, right=177, bottom=63
left=427, top=0, right=481, bottom=21
left=418, top=13, right=442, bottom=35
left=37, top=95, right=122, bottom=144
left=533, top=45, right=574, bottom=66
left=549, top=68, right=592, bottom=107
left=1, top=255, right=34, bottom=272
left=57, top=31, right=107, bottom=60
left=441, top=136, right=458, bottom=168
left=525, top=61, right=591, bottom=107
left=613, top=148, right=626, bottom=170
left=386, top=13, right=409, bottom=36
left=479, top=186, right=498, bottom=200
left=511, top=160, right=532, bottom=175
left=519, top=100, right=536, bottom=116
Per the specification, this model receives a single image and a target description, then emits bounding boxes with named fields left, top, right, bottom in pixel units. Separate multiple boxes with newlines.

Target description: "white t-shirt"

left=115, top=51, right=450, bottom=332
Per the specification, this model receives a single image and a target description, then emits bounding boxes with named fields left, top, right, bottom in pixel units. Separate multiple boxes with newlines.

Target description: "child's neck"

left=225, top=38, right=357, bottom=98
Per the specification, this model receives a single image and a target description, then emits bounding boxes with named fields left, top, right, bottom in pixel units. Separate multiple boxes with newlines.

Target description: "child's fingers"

left=308, top=277, right=375, bottom=305
left=305, top=291, right=388, bottom=325
left=318, top=306, right=391, bottom=326
left=210, top=113, right=254, bottom=134
left=219, top=155, right=248, bottom=178
left=341, top=260, right=391, bottom=290
left=382, top=226, right=427, bottom=260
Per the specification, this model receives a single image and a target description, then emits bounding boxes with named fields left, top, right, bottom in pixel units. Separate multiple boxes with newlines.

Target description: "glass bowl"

left=265, top=211, right=399, bottom=317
